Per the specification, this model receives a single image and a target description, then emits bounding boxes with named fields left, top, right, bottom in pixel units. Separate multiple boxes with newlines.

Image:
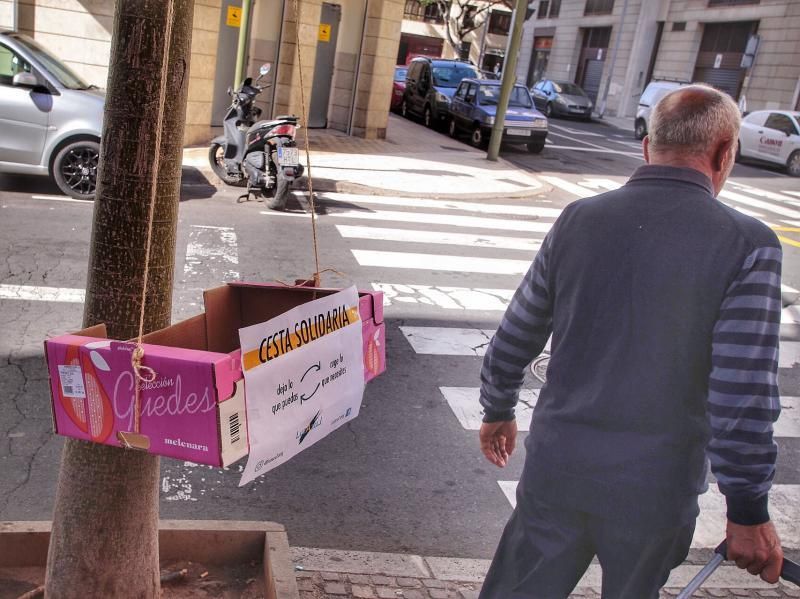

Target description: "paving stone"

left=732, top=591, right=751, bottom=597
left=429, top=590, right=451, bottom=599
left=783, top=586, right=800, bottom=597
left=757, top=592, right=781, bottom=598
left=297, top=578, right=316, bottom=592
left=349, top=574, right=373, bottom=584
left=295, top=570, right=315, bottom=578
left=373, top=576, right=397, bottom=586
left=423, top=579, right=448, bottom=589
left=460, top=591, right=480, bottom=599
left=322, top=572, right=342, bottom=581
left=299, top=592, right=318, bottom=599
left=707, top=590, right=730, bottom=598
left=324, top=582, right=349, bottom=595
left=397, top=578, right=423, bottom=587
left=401, top=591, right=426, bottom=599
left=376, top=589, right=401, bottom=599
left=353, top=585, right=377, bottom=598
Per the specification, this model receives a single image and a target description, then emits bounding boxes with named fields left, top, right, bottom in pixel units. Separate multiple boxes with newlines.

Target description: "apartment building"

left=516, top=0, right=800, bottom=117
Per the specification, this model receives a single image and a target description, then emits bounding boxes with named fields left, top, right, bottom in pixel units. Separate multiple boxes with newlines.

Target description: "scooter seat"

left=274, top=115, right=299, bottom=123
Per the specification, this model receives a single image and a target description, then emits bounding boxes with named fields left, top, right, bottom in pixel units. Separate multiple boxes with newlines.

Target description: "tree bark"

left=45, top=1, right=195, bottom=596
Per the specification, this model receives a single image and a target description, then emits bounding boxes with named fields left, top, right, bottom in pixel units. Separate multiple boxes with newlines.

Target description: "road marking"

left=542, top=144, right=644, bottom=158
left=352, top=250, right=531, bottom=275
left=0, top=284, right=85, bottom=303
left=540, top=175, right=596, bottom=198
left=548, top=124, right=604, bottom=137
left=400, top=326, right=495, bottom=356
left=338, top=226, right=541, bottom=252
left=719, top=189, right=800, bottom=219
left=778, top=235, right=800, bottom=248
left=183, top=224, right=240, bottom=280
left=496, top=481, right=799, bottom=549
left=440, top=387, right=537, bottom=430
left=546, top=130, right=644, bottom=158
left=727, top=182, right=800, bottom=204
left=373, top=283, right=515, bottom=311
left=30, top=194, right=92, bottom=204
left=577, top=178, right=622, bottom=191
left=720, top=202, right=765, bottom=218
left=333, top=210, right=553, bottom=233
left=320, top=193, right=563, bottom=218
left=783, top=191, right=800, bottom=199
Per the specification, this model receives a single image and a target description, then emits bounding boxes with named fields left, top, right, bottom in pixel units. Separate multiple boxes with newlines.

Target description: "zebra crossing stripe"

left=400, top=327, right=496, bottom=356
left=540, top=175, right=596, bottom=199
left=719, top=189, right=800, bottom=219
left=0, top=284, right=85, bottom=303
left=333, top=209, right=554, bottom=233
left=495, top=481, right=800, bottom=549
left=728, top=182, right=800, bottom=204
left=373, top=283, right=515, bottom=311
left=321, top=193, right=563, bottom=218
left=351, top=250, right=531, bottom=275
left=337, top=226, right=542, bottom=252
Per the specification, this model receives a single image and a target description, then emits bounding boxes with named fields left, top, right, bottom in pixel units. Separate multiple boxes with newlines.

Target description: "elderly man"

left=478, top=84, right=784, bottom=597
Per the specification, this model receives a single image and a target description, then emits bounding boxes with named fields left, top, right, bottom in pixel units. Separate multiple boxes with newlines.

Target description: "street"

left=2, top=113, right=800, bottom=572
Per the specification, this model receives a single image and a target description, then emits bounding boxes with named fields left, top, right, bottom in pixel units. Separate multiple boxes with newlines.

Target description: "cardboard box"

left=44, top=283, right=385, bottom=466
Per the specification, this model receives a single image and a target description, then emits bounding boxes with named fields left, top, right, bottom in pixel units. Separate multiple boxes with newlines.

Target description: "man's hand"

left=726, top=520, right=783, bottom=583
left=480, top=420, right=517, bottom=468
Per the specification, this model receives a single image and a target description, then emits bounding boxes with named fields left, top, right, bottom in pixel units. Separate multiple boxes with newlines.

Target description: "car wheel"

left=448, top=118, right=459, bottom=138
left=527, top=140, right=545, bottom=154
left=209, top=142, right=246, bottom=186
left=544, top=103, right=553, bottom=118
left=424, top=106, right=434, bottom=129
left=52, top=140, right=100, bottom=200
left=634, top=119, right=647, bottom=140
left=788, top=151, right=800, bottom=177
left=401, top=100, right=409, bottom=119
left=470, top=125, right=487, bottom=149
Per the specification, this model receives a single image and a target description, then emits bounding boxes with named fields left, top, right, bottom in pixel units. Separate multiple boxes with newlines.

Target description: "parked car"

left=401, top=57, right=479, bottom=129
left=531, top=79, right=593, bottom=120
left=634, top=80, right=687, bottom=140
left=737, top=110, right=800, bottom=177
left=448, top=79, right=548, bottom=153
left=390, top=65, right=408, bottom=112
left=0, top=30, right=104, bottom=199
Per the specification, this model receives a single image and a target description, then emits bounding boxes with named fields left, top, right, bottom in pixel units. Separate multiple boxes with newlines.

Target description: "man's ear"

left=643, top=136, right=651, bottom=164
left=713, top=138, right=735, bottom=172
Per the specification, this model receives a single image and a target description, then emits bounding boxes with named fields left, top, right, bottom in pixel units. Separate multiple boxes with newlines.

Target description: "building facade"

left=0, top=0, right=403, bottom=143
left=517, top=0, right=800, bottom=118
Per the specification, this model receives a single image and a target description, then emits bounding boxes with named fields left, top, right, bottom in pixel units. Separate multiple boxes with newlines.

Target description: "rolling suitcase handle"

left=677, top=541, right=800, bottom=599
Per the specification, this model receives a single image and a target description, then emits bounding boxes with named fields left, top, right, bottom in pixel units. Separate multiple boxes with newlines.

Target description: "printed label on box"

left=58, top=365, right=86, bottom=399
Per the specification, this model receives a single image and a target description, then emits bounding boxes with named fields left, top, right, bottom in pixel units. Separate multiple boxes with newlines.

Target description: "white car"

left=738, top=110, right=800, bottom=177
left=634, top=80, right=686, bottom=140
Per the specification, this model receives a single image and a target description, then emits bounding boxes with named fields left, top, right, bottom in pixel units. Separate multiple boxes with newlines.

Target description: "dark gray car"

left=0, top=31, right=104, bottom=199
left=531, top=79, right=593, bottom=121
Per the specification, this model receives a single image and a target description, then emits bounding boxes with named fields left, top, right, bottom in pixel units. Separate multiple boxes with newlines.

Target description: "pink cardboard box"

left=44, top=283, right=385, bottom=466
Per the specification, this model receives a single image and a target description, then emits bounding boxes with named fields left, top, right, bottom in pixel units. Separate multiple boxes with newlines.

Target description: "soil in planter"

left=1, top=560, right=266, bottom=599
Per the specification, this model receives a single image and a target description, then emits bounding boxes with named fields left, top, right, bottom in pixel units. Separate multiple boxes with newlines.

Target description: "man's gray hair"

left=648, top=84, right=741, bottom=156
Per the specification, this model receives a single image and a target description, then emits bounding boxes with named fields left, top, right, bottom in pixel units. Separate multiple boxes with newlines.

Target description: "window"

left=432, top=64, right=479, bottom=87
left=764, top=113, right=798, bottom=136
left=538, top=0, right=560, bottom=18
left=708, top=0, right=759, bottom=5
left=488, top=10, right=512, bottom=35
left=463, top=5, right=477, bottom=28
left=404, top=0, right=446, bottom=23
left=464, top=83, right=477, bottom=103
left=584, top=0, right=615, bottom=15
left=0, top=45, right=34, bottom=87
left=394, top=67, right=408, bottom=82
left=672, top=21, right=686, bottom=32
left=455, top=82, right=468, bottom=100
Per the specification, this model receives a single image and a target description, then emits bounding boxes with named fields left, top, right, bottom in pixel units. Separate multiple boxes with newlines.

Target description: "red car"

left=390, top=65, right=408, bottom=112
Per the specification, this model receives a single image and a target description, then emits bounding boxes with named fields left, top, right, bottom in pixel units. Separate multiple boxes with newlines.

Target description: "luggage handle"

left=677, top=541, right=799, bottom=599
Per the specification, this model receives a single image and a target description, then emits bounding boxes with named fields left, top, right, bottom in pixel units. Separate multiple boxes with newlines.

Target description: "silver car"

left=0, top=31, right=104, bottom=199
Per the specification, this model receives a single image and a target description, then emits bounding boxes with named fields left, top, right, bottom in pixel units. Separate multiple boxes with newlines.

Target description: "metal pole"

left=486, top=0, right=528, bottom=161
left=234, top=0, right=254, bottom=90
left=271, top=0, right=288, bottom=119
left=12, top=0, right=19, bottom=30
left=348, top=0, right=369, bottom=135
left=478, top=13, right=490, bottom=71
left=596, top=0, right=630, bottom=118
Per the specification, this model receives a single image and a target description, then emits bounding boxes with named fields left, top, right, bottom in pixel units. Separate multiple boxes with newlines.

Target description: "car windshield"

left=432, top=65, right=478, bottom=88
left=478, top=85, right=533, bottom=109
left=11, top=33, right=92, bottom=90
left=394, top=67, right=408, bottom=82
left=552, top=82, right=585, bottom=96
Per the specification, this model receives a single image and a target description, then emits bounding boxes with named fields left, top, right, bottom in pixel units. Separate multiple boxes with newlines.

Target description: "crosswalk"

left=310, top=172, right=800, bottom=553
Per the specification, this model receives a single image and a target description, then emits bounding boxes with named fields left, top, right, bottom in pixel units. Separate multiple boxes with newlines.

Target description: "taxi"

left=737, top=110, right=800, bottom=177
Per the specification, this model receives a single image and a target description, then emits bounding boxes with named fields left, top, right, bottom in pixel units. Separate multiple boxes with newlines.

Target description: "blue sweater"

left=480, top=165, right=782, bottom=527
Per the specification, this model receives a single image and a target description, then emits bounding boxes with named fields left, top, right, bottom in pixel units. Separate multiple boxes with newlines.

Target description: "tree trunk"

left=45, top=0, right=195, bottom=596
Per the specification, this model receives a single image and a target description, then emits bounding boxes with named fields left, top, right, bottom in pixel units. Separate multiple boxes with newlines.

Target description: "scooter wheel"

left=265, top=169, right=291, bottom=211
left=209, top=142, right=246, bottom=187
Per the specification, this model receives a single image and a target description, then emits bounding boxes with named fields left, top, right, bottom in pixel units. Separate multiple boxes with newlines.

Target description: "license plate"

left=278, top=147, right=300, bottom=166
left=507, top=129, right=531, bottom=137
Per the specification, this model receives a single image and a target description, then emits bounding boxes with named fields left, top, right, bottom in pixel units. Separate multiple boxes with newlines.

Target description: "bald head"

left=648, top=84, right=741, bottom=158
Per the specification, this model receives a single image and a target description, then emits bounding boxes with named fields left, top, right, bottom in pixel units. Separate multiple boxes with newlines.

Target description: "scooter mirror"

left=260, top=63, right=272, bottom=76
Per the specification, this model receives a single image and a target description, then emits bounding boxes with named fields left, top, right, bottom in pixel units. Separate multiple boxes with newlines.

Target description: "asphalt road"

left=1, top=116, right=799, bottom=563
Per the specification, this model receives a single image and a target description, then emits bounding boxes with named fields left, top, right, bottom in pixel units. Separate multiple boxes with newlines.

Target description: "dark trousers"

left=479, top=490, right=695, bottom=599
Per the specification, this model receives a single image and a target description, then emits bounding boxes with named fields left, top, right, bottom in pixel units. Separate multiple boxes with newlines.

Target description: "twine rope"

left=291, top=0, right=322, bottom=286
left=125, top=0, right=175, bottom=445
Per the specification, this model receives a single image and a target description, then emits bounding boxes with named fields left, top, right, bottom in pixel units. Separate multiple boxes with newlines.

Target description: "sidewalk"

left=182, top=114, right=543, bottom=200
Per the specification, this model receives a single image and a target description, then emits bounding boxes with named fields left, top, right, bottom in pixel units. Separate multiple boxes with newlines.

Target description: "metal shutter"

left=692, top=66, right=744, bottom=99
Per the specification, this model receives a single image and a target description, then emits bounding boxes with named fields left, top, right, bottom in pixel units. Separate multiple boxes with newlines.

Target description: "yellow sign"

left=226, top=5, right=242, bottom=27
left=318, top=23, right=331, bottom=42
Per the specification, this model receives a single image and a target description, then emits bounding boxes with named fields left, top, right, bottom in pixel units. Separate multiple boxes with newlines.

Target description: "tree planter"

left=0, top=520, right=299, bottom=599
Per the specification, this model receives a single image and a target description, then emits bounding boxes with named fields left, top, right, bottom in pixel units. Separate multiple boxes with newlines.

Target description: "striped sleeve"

left=479, top=232, right=553, bottom=422
left=707, top=245, right=782, bottom=526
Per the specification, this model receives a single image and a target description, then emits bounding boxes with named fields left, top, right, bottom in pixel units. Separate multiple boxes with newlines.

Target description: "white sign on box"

left=238, top=286, right=365, bottom=485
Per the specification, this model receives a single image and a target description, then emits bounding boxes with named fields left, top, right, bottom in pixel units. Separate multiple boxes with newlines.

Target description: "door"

left=450, top=81, right=468, bottom=127
left=531, top=80, right=546, bottom=110
left=413, top=63, right=431, bottom=115
left=308, top=3, right=341, bottom=128
left=739, top=112, right=766, bottom=159
left=211, top=1, right=244, bottom=127
left=580, top=60, right=604, bottom=104
left=692, top=21, right=757, bottom=101
left=758, top=113, right=798, bottom=164
left=0, top=43, right=49, bottom=166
